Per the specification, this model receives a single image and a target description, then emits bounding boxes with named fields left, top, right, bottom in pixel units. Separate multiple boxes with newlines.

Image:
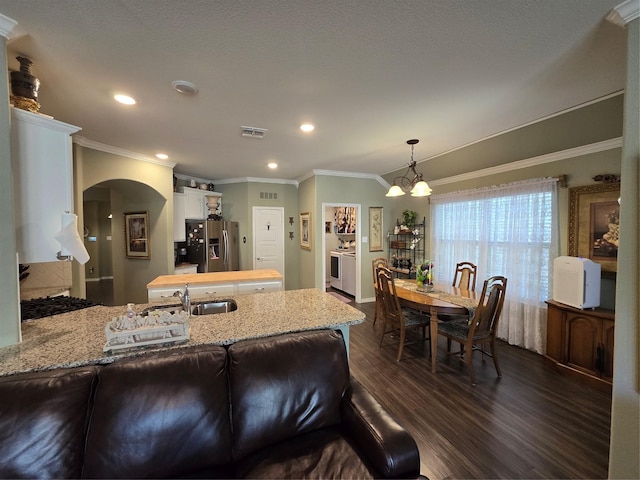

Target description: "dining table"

left=392, top=279, right=479, bottom=373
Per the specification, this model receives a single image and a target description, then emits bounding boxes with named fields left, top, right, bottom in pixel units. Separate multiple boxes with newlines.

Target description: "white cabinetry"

left=11, top=108, right=81, bottom=263
left=341, top=253, right=356, bottom=296
left=148, top=278, right=283, bottom=304
left=173, top=192, right=187, bottom=241
left=181, top=187, right=207, bottom=219
left=174, top=264, right=198, bottom=275
left=236, top=281, right=283, bottom=295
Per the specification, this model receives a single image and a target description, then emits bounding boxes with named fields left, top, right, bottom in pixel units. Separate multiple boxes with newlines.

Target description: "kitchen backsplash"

left=20, top=262, right=72, bottom=289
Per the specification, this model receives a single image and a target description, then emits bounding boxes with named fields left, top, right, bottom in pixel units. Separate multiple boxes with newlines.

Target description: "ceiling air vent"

left=241, top=126, right=268, bottom=139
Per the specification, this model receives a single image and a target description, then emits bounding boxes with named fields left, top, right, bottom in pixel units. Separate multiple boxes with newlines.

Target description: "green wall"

left=215, top=181, right=300, bottom=290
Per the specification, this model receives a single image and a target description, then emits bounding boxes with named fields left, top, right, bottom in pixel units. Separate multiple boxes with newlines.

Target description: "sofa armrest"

left=341, top=377, right=421, bottom=478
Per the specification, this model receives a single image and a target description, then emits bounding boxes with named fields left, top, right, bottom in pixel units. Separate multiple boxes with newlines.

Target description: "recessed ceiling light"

left=172, top=80, right=199, bottom=95
left=267, top=162, right=278, bottom=169
left=114, top=94, right=136, bottom=105
left=300, top=123, right=315, bottom=133
left=156, top=153, right=169, bottom=160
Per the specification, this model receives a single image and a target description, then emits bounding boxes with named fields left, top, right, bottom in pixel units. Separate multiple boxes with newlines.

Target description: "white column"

left=0, top=13, right=22, bottom=347
left=608, top=1, right=640, bottom=478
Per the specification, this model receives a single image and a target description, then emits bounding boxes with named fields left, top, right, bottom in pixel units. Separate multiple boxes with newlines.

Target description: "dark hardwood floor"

left=85, top=279, right=114, bottom=306
left=347, top=301, right=611, bottom=480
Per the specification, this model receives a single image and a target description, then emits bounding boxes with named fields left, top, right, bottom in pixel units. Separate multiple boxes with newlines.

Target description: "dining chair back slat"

left=453, top=261, right=477, bottom=292
left=372, top=257, right=389, bottom=327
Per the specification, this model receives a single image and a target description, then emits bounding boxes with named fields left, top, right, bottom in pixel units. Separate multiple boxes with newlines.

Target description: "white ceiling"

left=0, top=0, right=627, bottom=183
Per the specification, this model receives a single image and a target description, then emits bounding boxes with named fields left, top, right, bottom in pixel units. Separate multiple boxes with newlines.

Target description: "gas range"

left=20, top=296, right=100, bottom=322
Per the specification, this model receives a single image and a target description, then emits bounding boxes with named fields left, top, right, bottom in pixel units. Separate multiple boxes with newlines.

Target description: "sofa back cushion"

left=0, top=367, right=98, bottom=479
left=228, top=330, right=350, bottom=460
left=82, top=345, right=232, bottom=479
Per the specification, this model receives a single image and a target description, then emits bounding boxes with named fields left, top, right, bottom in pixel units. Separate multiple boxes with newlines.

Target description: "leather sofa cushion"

left=235, top=426, right=377, bottom=479
left=0, top=367, right=98, bottom=479
left=228, top=330, right=350, bottom=461
left=83, top=346, right=232, bottom=479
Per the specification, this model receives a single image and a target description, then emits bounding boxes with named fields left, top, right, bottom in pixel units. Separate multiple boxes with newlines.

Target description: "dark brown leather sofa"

left=0, top=330, right=421, bottom=479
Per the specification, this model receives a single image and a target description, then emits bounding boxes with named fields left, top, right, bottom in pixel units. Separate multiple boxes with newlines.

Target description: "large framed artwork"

left=124, top=211, right=150, bottom=259
left=568, top=183, right=620, bottom=277
left=369, top=207, right=383, bottom=252
left=300, top=212, right=311, bottom=250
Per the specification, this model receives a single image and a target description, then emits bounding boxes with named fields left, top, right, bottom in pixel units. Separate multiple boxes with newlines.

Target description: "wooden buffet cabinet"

left=545, top=300, right=614, bottom=392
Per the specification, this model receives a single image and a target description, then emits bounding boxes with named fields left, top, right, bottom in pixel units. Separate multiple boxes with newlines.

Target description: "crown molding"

left=298, top=169, right=388, bottom=189
left=212, top=176, right=299, bottom=187
left=429, top=137, right=623, bottom=187
left=0, top=13, right=24, bottom=41
left=606, top=0, right=640, bottom=26
left=388, top=91, right=624, bottom=175
left=74, top=136, right=176, bottom=168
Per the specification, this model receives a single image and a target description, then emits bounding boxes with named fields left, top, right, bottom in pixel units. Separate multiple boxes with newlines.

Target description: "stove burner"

left=21, top=296, right=100, bottom=321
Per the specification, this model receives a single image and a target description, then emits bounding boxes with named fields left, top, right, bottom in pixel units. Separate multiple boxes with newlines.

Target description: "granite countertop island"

left=0, top=288, right=364, bottom=377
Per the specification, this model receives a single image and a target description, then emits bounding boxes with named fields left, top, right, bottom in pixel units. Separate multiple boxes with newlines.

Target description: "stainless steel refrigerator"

left=185, top=220, right=239, bottom=272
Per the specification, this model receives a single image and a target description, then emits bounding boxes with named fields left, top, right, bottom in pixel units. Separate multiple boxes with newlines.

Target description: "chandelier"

left=385, top=139, right=432, bottom=197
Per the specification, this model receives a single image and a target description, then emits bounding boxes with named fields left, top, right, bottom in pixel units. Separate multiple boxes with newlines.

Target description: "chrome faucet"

left=173, top=283, right=191, bottom=314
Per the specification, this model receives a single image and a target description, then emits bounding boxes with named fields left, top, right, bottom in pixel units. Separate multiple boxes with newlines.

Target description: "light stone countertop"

left=1, top=288, right=364, bottom=377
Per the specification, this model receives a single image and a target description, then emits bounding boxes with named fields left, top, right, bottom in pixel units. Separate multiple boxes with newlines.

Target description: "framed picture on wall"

left=300, top=212, right=311, bottom=250
left=124, top=211, right=150, bottom=259
left=369, top=207, right=383, bottom=252
left=568, top=183, right=619, bottom=276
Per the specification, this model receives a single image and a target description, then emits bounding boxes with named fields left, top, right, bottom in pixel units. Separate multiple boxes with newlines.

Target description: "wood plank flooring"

left=347, top=301, right=611, bottom=480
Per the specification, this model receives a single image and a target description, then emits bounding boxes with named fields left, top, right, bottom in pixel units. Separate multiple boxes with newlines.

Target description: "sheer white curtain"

left=430, top=177, right=559, bottom=354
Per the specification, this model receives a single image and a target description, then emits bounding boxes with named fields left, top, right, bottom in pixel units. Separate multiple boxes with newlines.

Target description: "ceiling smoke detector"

left=241, top=126, right=268, bottom=139
left=172, top=80, right=199, bottom=95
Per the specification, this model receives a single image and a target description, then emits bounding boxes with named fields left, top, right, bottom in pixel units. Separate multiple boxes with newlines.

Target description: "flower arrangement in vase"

left=416, top=260, right=434, bottom=291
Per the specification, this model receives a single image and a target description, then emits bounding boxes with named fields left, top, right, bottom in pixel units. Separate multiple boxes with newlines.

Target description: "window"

left=430, top=178, right=559, bottom=353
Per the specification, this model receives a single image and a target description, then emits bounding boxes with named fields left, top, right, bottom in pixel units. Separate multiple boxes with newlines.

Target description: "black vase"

left=10, top=56, right=40, bottom=101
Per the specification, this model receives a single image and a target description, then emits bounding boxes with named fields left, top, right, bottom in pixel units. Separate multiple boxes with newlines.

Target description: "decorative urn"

left=10, top=56, right=41, bottom=113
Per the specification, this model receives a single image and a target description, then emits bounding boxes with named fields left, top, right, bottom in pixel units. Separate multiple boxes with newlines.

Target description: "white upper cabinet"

left=173, top=192, right=187, bottom=242
left=11, top=107, right=81, bottom=263
left=181, top=187, right=208, bottom=219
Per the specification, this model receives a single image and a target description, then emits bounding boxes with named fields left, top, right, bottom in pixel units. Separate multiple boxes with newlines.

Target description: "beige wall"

left=76, top=146, right=174, bottom=305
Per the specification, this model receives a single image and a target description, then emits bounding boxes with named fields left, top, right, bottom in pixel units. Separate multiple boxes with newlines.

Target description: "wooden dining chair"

left=437, top=275, right=507, bottom=385
left=377, top=267, right=430, bottom=361
left=439, top=261, right=478, bottom=330
left=372, top=257, right=388, bottom=327
left=453, top=261, right=477, bottom=291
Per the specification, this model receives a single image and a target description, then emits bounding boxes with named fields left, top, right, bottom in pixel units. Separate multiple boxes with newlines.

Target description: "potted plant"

left=402, top=209, right=418, bottom=229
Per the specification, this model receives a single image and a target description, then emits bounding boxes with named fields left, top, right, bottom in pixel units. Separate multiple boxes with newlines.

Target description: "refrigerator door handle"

left=223, top=229, right=229, bottom=268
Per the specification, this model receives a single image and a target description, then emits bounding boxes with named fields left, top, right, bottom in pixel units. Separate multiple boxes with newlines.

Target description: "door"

left=601, top=319, right=615, bottom=382
left=253, top=207, right=285, bottom=276
left=223, top=221, right=239, bottom=271
left=565, top=313, right=600, bottom=376
left=206, top=220, right=224, bottom=272
left=186, top=220, right=207, bottom=272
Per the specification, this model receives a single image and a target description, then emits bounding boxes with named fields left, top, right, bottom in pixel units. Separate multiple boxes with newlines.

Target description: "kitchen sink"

left=140, top=299, right=237, bottom=316
left=191, top=299, right=237, bottom=315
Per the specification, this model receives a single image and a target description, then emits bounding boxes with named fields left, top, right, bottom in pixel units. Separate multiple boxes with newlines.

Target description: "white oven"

left=330, top=251, right=342, bottom=290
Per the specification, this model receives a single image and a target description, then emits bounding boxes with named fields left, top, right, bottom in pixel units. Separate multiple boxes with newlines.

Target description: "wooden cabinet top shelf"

left=545, top=299, right=614, bottom=321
